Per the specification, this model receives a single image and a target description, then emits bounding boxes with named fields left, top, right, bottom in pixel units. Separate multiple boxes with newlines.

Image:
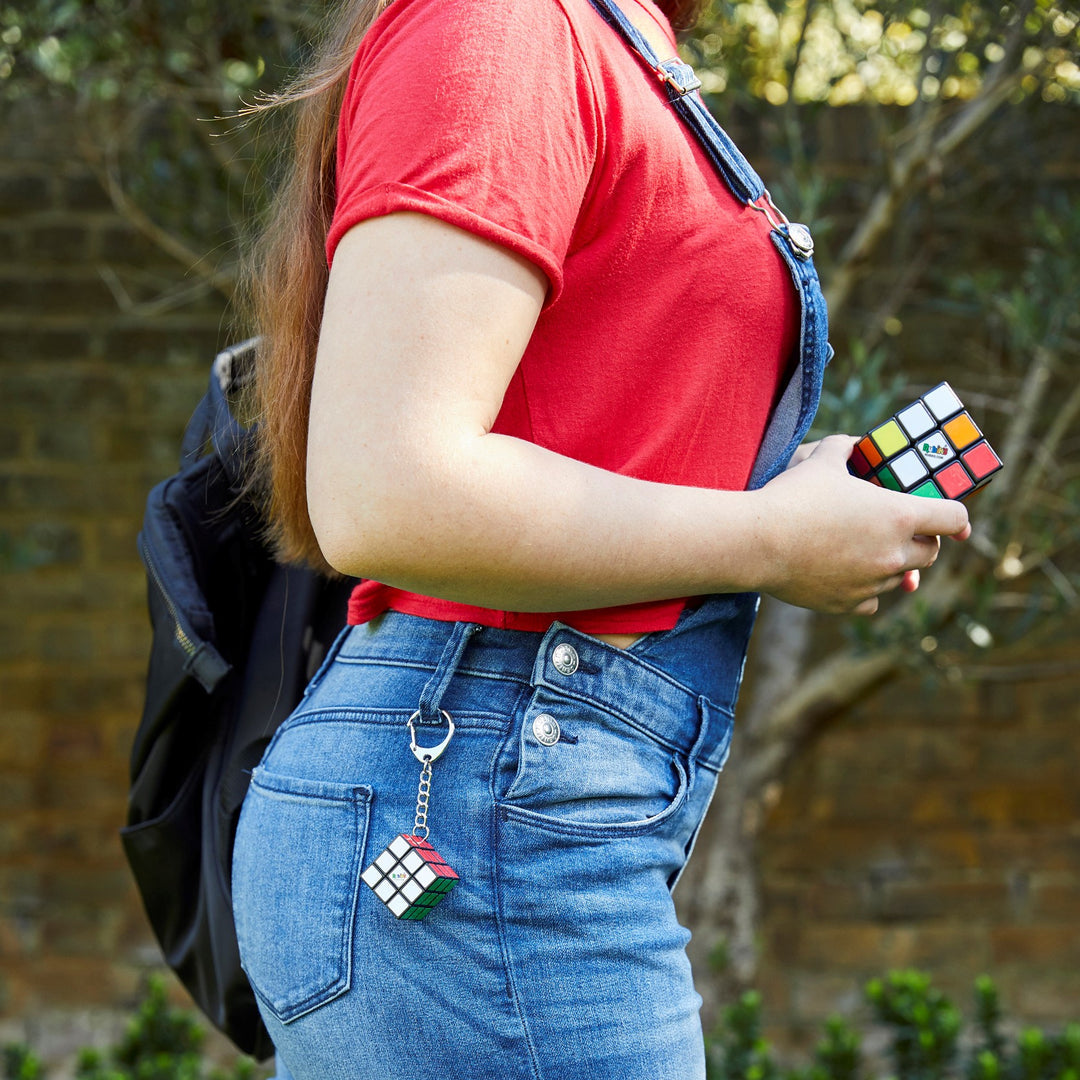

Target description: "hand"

left=784, top=439, right=820, bottom=470
left=757, top=435, right=971, bottom=615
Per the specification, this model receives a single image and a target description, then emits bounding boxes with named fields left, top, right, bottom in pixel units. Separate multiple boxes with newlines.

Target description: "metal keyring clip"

left=407, top=709, right=455, bottom=764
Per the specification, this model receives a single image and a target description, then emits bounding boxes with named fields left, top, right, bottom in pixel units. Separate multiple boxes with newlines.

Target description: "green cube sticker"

left=877, top=467, right=901, bottom=491
left=910, top=480, right=943, bottom=499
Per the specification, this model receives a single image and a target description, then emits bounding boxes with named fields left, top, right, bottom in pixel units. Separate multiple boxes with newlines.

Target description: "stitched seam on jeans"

left=277, top=707, right=511, bottom=731
left=489, top=710, right=545, bottom=1080
left=334, top=655, right=533, bottom=687
left=529, top=683, right=693, bottom=757
left=499, top=757, right=688, bottom=840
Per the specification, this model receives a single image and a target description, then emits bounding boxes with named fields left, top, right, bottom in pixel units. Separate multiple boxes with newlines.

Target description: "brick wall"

left=755, top=647, right=1080, bottom=1052
left=0, top=95, right=1077, bottom=1068
left=0, top=99, right=229, bottom=1061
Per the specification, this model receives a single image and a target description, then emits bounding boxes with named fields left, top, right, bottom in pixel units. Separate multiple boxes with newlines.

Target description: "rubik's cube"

left=848, top=381, right=1002, bottom=501
left=361, top=833, right=459, bottom=920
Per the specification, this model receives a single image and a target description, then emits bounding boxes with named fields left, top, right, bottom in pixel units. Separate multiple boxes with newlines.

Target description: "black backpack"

left=121, top=339, right=354, bottom=1058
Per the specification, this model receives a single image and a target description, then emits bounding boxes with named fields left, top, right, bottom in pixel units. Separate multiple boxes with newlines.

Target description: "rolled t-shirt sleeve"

left=326, top=0, right=600, bottom=302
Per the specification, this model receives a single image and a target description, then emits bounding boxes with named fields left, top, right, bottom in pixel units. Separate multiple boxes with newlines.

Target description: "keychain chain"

left=413, top=755, right=434, bottom=840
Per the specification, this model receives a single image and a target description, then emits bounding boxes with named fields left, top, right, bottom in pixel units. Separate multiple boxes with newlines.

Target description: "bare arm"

left=307, top=213, right=968, bottom=616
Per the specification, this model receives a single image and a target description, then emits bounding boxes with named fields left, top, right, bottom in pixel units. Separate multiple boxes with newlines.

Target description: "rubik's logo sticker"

left=848, top=382, right=1002, bottom=501
left=361, top=834, right=459, bottom=920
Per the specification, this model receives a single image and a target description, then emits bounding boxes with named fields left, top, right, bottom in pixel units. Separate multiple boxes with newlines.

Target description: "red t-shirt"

left=326, top=0, right=799, bottom=633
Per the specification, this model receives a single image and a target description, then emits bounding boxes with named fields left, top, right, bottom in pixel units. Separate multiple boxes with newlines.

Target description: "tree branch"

left=744, top=571, right=967, bottom=795
left=980, top=343, right=1056, bottom=515
left=1011, top=361, right=1080, bottom=515
left=743, top=645, right=902, bottom=793
left=824, top=0, right=1033, bottom=319
left=862, top=241, right=934, bottom=349
left=782, top=0, right=816, bottom=181
left=77, top=130, right=237, bottom=300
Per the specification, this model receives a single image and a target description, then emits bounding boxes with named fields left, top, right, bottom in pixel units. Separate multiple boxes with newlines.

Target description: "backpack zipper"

left=138, top=532, right=201, bottom=660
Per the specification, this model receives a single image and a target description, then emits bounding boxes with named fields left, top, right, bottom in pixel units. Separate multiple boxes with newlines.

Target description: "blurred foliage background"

left=3, top=0, right=1077, bottom=298
left=0, top=0, right=1078, bottom=1064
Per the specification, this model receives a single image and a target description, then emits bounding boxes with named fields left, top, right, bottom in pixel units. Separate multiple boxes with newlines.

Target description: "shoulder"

left=339, top=0, right=606, bottom=143
left=354, top=0, right=600, bottom=67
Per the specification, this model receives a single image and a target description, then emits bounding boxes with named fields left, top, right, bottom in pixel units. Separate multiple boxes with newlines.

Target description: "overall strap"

left=586, top=0, right=828, bottom=492
left=585, top=0, right=763, bottom=202
left=586, top=0, right=815, bottom=261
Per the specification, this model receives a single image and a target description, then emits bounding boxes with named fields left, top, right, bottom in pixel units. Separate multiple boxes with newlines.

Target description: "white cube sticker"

left=897, top=402, right=934, bottom=439
left=388, top=836, right=410, bottom=857
left=923, top=383, right=962, bottom=421
left=387, top=893, right=410, bottom=917
left=891, top=449, right=928, bottom=488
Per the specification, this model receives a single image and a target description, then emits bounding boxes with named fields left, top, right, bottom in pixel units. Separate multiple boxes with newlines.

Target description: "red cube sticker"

left=935, top=461, right=975, bottom=500
left=961, top=441, right=1002, bottom=482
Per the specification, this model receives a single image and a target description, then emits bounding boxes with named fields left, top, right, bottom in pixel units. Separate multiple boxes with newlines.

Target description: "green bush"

left=2, top=978, right=262, bottom=1080
left=6, top=970, right=1078, bottom=1079
left=707, top=971, right=1080, bottom=1080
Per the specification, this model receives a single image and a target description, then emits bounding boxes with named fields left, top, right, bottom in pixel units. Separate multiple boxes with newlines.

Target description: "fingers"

left=901, top=568, right=920, bottom=592
left=784, top=439, right=821, bottom=470
left=851, top=533, right=938, bottom=614
left=904, top=533, right=941, bottom=570
left=909, top=495, right=969, bottom=540
left=808, top=434, right=973, bottom=542
left=851, top=564, right=921, bottom=615
left=770, top=435, right=973, bottom=617
left=806, top=433, right=860, bottom=465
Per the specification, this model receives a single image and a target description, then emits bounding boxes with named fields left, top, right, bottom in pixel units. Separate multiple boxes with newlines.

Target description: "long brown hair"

left=241, top=0, right=703, bottom=575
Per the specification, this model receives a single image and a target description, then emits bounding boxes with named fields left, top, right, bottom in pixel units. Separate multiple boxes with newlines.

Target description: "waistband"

left=334, top=611, right=738, bottom=771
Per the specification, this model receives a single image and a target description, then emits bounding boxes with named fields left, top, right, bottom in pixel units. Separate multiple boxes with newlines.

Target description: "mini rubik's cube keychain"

left=360, top=711, right=460, bottom=921
left=848, top=381, right=1002, bottom=500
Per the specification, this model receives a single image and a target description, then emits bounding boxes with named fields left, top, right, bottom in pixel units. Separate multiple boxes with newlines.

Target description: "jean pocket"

left=499, top=689, right=689, bottom=837
left=232, top=767, right=372, bottom=1024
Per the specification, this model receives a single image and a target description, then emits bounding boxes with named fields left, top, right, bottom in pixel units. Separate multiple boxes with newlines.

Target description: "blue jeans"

left=233, top=599, right=758, bottom=1079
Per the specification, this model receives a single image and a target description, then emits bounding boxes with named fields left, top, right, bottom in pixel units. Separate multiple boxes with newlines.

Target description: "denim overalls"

left=232, top=2, right=831, bottom=1076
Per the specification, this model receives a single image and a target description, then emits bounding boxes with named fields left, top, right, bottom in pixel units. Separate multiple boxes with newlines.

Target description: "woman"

left=231, top=0, right=970, bottom=1074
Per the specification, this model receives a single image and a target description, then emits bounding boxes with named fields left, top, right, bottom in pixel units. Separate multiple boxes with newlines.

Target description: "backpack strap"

left=178, top=339, right=259, bottom=489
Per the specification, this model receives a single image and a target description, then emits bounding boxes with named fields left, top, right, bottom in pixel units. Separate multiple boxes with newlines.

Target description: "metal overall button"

left=551, top=643, right=579, bottom=676
left=532, top=713, right=561, bottom=747
left=786, top=222, right=814, bottom=259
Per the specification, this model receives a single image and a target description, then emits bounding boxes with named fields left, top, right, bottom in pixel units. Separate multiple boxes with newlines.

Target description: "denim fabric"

left=233, top=607, right=756, bottom=1080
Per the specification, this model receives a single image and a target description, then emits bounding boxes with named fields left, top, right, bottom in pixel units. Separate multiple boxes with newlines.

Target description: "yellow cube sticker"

left=870, top=420, right=908, bottom=458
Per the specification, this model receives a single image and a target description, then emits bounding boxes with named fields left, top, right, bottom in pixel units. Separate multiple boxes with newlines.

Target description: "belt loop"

left=416, top=622, right=482, bottom=725
left=685, top=695, right=713, bottom=796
